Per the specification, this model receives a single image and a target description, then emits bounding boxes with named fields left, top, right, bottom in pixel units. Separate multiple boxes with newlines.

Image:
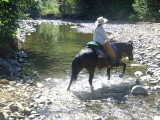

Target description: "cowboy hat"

left=95, top=17, right=108, bottom=26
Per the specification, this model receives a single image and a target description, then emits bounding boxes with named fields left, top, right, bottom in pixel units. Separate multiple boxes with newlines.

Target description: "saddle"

left=87, top=41, right=119, bottom=68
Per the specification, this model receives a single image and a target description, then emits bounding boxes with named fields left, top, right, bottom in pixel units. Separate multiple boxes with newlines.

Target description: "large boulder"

left=131, top=85, right=148, bottom=95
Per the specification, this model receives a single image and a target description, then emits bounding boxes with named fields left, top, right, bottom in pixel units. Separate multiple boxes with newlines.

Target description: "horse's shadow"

left=73, top=83, right=134, bottom=104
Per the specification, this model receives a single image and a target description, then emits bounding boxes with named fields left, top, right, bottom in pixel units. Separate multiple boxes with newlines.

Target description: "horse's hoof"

left=119, top=74, right=123, bottom=78
left=67, top=88, right=70, bottom=91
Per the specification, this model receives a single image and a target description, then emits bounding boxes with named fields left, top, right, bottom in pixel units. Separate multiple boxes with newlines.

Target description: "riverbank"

left=0, top=19, right=160, bottom=119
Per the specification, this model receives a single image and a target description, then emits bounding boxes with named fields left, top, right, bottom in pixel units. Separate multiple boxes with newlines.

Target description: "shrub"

left=131, top=0, right=160, bottom=22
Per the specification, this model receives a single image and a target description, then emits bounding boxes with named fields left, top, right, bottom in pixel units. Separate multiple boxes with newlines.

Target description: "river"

left=22, top=21, right=160, bottom=120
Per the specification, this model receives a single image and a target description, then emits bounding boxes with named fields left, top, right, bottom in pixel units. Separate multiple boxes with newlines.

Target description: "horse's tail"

left=67, top=55, right=83, bottom=91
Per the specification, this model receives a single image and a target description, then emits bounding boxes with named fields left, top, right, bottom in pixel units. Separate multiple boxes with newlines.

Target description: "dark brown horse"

left=67, top=41, right=133, bottom=91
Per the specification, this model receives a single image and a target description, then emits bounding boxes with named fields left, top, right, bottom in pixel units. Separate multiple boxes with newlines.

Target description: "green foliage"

left=0, top=0, right=38, bottom=36
left=131, top=0, right=160, bottom=22
left=0, top=0, right=38, bottom=54
left=39, top=0, right=60, bottom=16
left=71, top=0, right=134, bottom=20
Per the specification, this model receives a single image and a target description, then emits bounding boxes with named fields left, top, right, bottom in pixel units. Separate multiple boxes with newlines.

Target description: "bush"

left=131, top=0, right=160, bottom=22
left=40, top=0, right=60, bottom=17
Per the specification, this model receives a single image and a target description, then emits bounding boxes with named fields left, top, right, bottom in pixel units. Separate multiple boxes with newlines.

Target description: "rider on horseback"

left=93, top=17, right=119, bottom=65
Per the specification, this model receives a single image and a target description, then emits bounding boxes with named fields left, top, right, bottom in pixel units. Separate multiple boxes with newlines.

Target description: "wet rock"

left=18, top=51, right=29, bottom=58
left=134, top=71, right=143, bottom=77
left=131, top=85, right=148, bottom=95
left=18, top=58, right=24, bottom=63
left=146, top=70, right=154, bottom=75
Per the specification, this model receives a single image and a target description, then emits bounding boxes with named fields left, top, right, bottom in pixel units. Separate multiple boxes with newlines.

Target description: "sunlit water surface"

left=24, top=23, right=160, bottom=120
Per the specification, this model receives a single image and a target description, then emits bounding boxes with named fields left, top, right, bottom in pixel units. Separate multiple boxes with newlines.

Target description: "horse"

left=67, top=41, right=133, bottom=91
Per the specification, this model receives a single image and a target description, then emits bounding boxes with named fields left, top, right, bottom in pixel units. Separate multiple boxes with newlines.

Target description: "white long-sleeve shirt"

left=93, top=26, right=109, bottom=45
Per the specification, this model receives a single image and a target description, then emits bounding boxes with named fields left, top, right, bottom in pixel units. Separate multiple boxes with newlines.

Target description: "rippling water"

left=24, top=23, right=160, bottom=120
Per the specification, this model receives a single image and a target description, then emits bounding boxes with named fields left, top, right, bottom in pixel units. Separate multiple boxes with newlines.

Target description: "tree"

left=131, top=0, right=160, bottom=22
left=0, top=0, right=38, bottom=55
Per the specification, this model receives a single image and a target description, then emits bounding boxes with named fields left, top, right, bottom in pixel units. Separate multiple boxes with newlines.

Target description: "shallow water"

left=24, top=23, right=160, bottom=120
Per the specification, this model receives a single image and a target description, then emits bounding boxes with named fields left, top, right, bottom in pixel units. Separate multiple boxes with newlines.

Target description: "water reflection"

left=25, top=24, right=92, bottom=78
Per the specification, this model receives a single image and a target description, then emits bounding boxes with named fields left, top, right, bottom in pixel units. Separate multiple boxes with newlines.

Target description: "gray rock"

left=9, top=102, right=24, bottom=112
left=18, top=51, right=29, bottom=58
left=156, top=54, right=160, bottom=59
left=131, top=85, right=148, bottom=95
left=0, top=111, right=5, bottom=120
left=37, top=83, right=44, bottom=88
left=24, top=107, right=32, bottom=115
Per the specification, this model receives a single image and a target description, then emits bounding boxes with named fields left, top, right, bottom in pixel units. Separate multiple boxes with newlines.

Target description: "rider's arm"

left=100, top=27, right=109, bottom=43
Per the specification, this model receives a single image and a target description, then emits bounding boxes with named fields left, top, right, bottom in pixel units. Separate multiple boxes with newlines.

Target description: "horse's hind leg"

left=67, top=75, right=75, bottom=91
left=119, top=63, right=126, bottom=78
left=67, top=64, right=83, bottom=91
left=88, top=68, right=95, bottom=91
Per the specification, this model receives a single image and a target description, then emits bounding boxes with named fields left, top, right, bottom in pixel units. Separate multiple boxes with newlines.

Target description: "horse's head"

left=125, top=41, right=133, bottom=61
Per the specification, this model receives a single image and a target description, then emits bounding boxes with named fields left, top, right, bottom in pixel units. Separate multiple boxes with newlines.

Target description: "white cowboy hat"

left=95, top=17, right=108, bottom=26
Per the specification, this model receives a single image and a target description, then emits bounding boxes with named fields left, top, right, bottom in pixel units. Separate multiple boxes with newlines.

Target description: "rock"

left=0, top=111, right=6, bottom=120
left=28, top=114, right=35, bottom=119
left=24, top=107, right=32, bottom=115
left=150, top=80, right=159, bottom=85
left=18, top=51, right=29, bottom=58
left=0, top=79, right=9, bottom=85
left=156, top=54, right=160, bottom=59
left=19, top=58, right=24, bottom=63
left=134, top=71, right=143, bottom=77
left=9, top=102, right=24, bottom=112
left=146, top=70, right=154, bottom=75
left=140, top=75, right=151, bottom=81
left=153, top=85, right=160, bottom=90
left=131, top=85, right=148, bottom=95
left=37, top=83, right=44, bottom=88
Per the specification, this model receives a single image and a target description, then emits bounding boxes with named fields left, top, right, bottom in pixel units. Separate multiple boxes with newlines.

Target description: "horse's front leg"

left=107, top=67, right=111, bottom=80
left=119, top=63, right=126, bottom=78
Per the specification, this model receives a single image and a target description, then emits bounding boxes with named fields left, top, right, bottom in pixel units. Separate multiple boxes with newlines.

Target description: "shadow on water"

left=25, top=23, right=92, bottom=78
left=73, top=81, right=135, bottom=103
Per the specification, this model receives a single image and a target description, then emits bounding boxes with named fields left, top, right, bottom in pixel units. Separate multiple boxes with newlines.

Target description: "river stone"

left=0, top=79, right=9, bottom=85
left=37, top=83, right=44, bottom=88
left=140, top=76, right=151, bottom=81
left=0, top=111, right=6, bottom=120
left=153, top=85, right=160, bottom=90
left=18, top=51, right=29, bottom=58
left=9, top=102, right=24, bottom=112
left=156, top=54, right=160, bottom=59
left=24, top=107, right=32, bottom=115
left=131, top=85, right=148, bottom=95
left=134, top=71, right=143, bottom=77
